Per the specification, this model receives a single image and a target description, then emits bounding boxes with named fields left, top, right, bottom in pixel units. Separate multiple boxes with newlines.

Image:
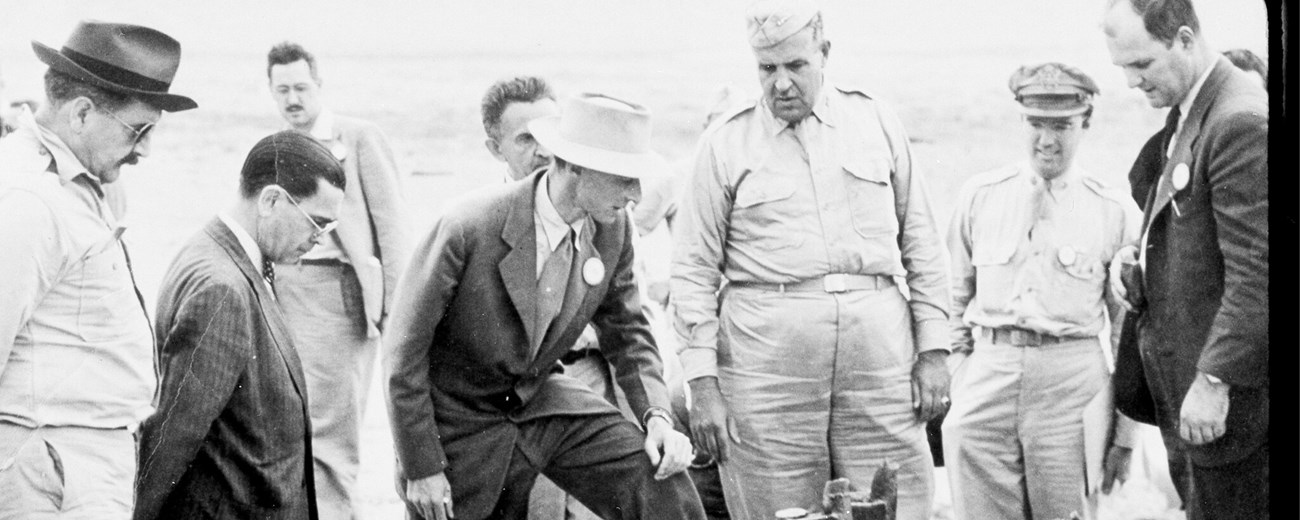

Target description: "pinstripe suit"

left=135, top=218, right=317, bottom=520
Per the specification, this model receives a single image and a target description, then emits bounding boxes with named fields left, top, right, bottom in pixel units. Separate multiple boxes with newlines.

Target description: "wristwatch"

left=642, top=407, right=674, bottom=429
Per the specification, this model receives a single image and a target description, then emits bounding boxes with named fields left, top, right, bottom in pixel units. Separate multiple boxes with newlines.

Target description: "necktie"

left=1029, top=178, right=1053, bottom=240
left=1160, top=105, right=1181, bottom=163
left=533, top=229, right=574, bottom=356
left=262, top=257, right=276, bottom=286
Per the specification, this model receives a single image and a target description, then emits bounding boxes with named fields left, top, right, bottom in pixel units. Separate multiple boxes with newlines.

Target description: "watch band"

left=642, top=407, right=674, bottom=428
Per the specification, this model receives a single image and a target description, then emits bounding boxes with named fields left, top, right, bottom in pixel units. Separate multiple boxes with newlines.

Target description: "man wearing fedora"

left=670, top=1, right=949, bottom=519
left=0, top=20, right=195, bottom=517
left=265, top=41, right=411, bottom=520
left=385, top=92, right=704, bottom=520
left=479, top=76, right=617, bottom=520
left=941, top=62, right=1141, bottom=520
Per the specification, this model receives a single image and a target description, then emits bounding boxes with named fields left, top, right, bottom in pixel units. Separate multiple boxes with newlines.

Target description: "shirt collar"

left=305, top=109, right=337, bottom=141
left=1177, top=60, right=1216, bottom=124
left=16, top=106, right=102, bottom=192
left=218, top=211, right=264, bottom=271
left=1023, top=161, right=1079, bottom=191
left=760, top=78, right=834, bottom=137
left=533, top=169, right=585, bottom=252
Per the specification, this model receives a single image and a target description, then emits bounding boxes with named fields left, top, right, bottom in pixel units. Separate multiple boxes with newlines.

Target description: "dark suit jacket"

left=385, top=171, right=670, bottom=518
left=1137, top=57, right=1268, bottom=466
left=135, top=219, right=317, bottom=520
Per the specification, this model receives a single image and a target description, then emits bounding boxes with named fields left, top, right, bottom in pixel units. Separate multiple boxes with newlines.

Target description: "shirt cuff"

left=1112, top=413, right=1141, bottom=449
left=914, top=318, right=950, bottom=353
left=680, top=346, right=718, bottom=382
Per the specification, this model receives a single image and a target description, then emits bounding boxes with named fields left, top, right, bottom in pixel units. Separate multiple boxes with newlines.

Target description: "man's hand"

left=1101, top=445, right=1132, bottom=494
left=911, top=350, right=951, bottom=422
left=688, top=377, right=741, bottom=463
left=405, top=473, right=455, bottom=520
left=644, top=416, right=692, bottom=480
left=1108, top=245, right=1139, bottom=312
left=1179, top=372, right=1230, bottom=445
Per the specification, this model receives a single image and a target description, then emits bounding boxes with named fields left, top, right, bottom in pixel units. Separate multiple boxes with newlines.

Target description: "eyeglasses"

left=278, top=187, right=338, bottom=240
left=97, top=105, right=155, bottom=146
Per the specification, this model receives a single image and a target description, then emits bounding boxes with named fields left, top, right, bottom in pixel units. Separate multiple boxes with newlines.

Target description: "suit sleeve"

left=354, top=123, right=411, bottom=326
left=593, top=217, right=670, bottom=422
left=135, top=280, right=251, bottom=520
left=1196, top=111, right=1268, bottom=387
left=384, top=215, right=467, bottom=480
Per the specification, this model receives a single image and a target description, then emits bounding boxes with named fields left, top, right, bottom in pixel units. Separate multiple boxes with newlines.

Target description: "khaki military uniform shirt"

left=671, top=83, right=950, bottom=381
left=948, top=163, right=1141, bottom=353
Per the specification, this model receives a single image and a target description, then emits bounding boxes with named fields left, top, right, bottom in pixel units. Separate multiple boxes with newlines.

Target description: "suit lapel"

left=1145, top=59, right=1227, bottom=223
left=499, top=175, right=541, bottom=349
left=205, top=219, right=310, bottom=403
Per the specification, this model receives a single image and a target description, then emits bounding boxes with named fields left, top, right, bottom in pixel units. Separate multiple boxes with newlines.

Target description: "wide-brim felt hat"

left=529, top=93, right=668, bottom=180
left=33, top=20, right=197, bottom=112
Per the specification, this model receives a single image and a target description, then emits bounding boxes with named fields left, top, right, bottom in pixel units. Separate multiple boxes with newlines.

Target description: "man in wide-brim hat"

left=0, top=19, right=194, bottom=518
left=386, top=92, right=705, bottom=520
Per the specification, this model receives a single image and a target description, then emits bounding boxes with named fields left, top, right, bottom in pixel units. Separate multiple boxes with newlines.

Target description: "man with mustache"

left=941, top=62, right=1140, bottom=520
left=670, top=1, right=950, bottom=518
left=0, top=20, right=195, bottom=517
left=266, top=41, right=411, bottom=520
left=134, top=131, right=345, bottom=520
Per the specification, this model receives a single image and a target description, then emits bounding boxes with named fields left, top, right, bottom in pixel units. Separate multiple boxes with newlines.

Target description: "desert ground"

left=0, top=1, right=1273, bottom=518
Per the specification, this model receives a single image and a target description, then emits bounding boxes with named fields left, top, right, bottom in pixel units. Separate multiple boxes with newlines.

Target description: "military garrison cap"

left=746, top=0, right=820, bottom=48
left=1008, top=62, right=1099, bottom=117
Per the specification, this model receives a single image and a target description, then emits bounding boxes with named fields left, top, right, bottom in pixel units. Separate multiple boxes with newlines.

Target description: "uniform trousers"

left=0, top=422, right=134, bottom=519
left=278, top=262, right=379, bottom=520
left=716, top=284, right=934, bottom=520
left=941, top=336, right=1108, bottom=520
left=407, top=413, right=705, bottom=520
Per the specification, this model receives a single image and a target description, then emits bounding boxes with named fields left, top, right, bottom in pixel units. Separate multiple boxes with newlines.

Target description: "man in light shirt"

left=671, top=1, right=950, bottom=518
left=0, top=20, right=196, bottom=517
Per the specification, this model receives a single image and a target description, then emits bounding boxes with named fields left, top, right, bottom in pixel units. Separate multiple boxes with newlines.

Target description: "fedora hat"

left=33, top=20, right=196, bottom=111
left=529, top=93, right=667, bottom=179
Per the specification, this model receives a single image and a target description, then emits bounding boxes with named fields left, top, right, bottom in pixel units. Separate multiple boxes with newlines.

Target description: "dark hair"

left=481, top=76, right=555, bottom=140
left=1223, top=48, right=1267, bottom=83
left=240, top=130, right=345, bottom=200
left=1121, top=0, right=1200, bottom=45
left=43, top=69, right=131, bottom=110
left=266, top=41, right=320, bottom=81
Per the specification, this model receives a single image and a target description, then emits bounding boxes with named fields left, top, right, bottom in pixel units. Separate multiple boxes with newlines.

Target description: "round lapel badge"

left=582, top=257, right=605, bottom=286
left=328, top=141, right=349, bottom=162
left=1057, top=246, right=1077, bottom=267
left=1171, top=163, right=1190, bottom=191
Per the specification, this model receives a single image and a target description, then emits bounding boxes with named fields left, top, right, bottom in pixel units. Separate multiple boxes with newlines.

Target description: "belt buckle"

left=823, top=273, right=848, bottom=293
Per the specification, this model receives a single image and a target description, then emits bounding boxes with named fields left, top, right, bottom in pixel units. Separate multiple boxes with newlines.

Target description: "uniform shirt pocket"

left=730, top=173, right=804, bottom=251
left=74, top=241, right=138, bottom=343
left=842, top=154, right=897, bottom=238
left=1040, top=246, right=1106, bottom=323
